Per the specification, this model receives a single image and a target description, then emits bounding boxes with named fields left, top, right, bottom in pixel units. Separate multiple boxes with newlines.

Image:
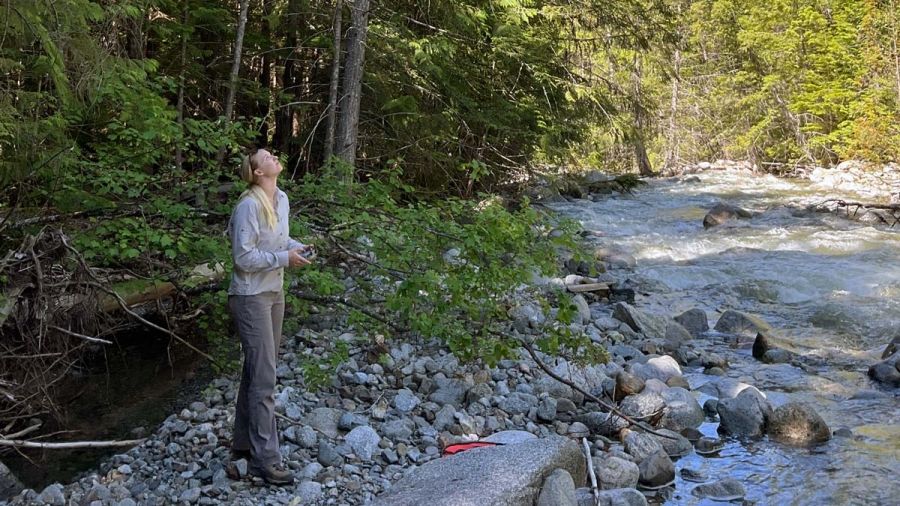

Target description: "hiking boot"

left=249, top=462, right=294, bottom=485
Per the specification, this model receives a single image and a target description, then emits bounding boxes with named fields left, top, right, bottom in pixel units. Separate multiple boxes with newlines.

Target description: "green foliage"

left=658, top=0, right=899, bottom=165
left=300, top=341, right=350, bottom=391
left=290, top=167, right=598, bottom=366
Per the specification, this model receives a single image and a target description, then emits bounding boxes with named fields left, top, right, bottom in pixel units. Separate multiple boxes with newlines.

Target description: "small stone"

left=393, top=389, right=420, bottom=413
left=37, top=483, right=65, bottom=506
left=296, top=481, right=323, bottom=502
left=317, top=441, right=343, bottom=467
left=592, top=456, right=639, bottom=490
left=694, top=436, right=725, bottom=455
left=537, top=468, right=577, bottom=506
left=178, top=487, right=201, bottom=503
left=346, top=425, right=381, bottom=460
left=691, top=478, right=746, bottom=501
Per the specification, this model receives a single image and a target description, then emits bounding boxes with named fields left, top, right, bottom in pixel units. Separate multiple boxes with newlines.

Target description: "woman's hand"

left=288, top=248, right=312, bottom=268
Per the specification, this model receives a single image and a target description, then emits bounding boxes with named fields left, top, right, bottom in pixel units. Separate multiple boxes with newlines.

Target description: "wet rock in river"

left=868, top=351, right=900, bottom=387
left=767, top=402, right=831, bottom=445
left=592, top=455, right=639, bottom=490
left=612, top=302, right=668, bottom=340
left=716, top=387, right=772, bottom=437
left=753, top=331, right=794, bottom=363
left=583, top=487, right=648, bottom=506
left=702, top=203, right=752, bottom=228
left=660, top=387, right=706, bottom=431
left=637, top=449, right=675, bottom=489
left=673, top=308, right=709, bottom=337
left=713, top=310, right=772, bottom=341
left=691, top=478, right=746, bottom=501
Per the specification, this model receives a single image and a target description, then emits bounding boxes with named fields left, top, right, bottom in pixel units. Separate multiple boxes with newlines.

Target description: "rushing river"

left=548, top=170, right=899, bottom=505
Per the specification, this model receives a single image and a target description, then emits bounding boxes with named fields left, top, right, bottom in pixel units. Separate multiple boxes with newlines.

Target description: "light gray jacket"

left=228, top=188, right=304, bottom=295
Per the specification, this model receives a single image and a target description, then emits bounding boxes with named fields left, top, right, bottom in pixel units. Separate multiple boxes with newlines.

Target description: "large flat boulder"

left=370, top=437, right=585, bottom=506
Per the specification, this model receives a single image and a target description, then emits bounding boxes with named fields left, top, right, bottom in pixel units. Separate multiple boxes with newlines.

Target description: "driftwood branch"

left=48, top=325, right=113, bottom=345
left=294, top=291, right=405, bottom=332
left=515, top=335, right=676, bottom=439
left=58, top=236, right=223, bottom=368
left=0, top=437, right=145, bottom=449
left=582, top=437, right=600, bottom=504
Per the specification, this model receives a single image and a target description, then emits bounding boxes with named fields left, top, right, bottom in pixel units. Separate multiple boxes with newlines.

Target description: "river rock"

left=629, top=355, right=682, bottom=384
left=382, top=419, right=415, bottom=441
left=394, top=389, right=421, bottom=413
left=305, top=407, right=343, bottom=439
left=659, top=387, right=704, bottom=431
left=317, top=440, right=344, bottom=467
left=346, top=425, right=381, bottom=460
left=590, top=488, right=648, bottom=506
left=664, top=321, right=693, bottom=348
left=615, top=371, right=645, bottom=401
left=572, top=295, right=592, bottom=325
left=612, top=303, right=667, bottom=340
left=868, top=352, right=900, bottom=387
left=482, top=430, right=537, bottom=445
left=673, top=309, right=709, bottom=337
left=510, top=302, right=546, bottom=334
left=763, top=349, right=792, bottom=364
left=537, top=395, right=558, bottom=422
left=370, top=437, right=585, bottom=506
left=623, top=431, right=664, bottom=463
left=717, top=387, right=772, bottom=437
left=650, top=428, right=693, bottom=458
left=297, top=481, right=324, bottom=502
left=36, top=484, right=65, bottom=506
left=537, top=468, right=578, bottom=506
left=0, top=461, right=24, bottom=500
left=637, top=449, right=675, bottom=489
left=429, top=378, right=470, bottom=407
left=767, top=402, right=831, bottom=445
left=592, top=456, right=639, bottom=490
left=576, top=412, right=629, bottom=437
left=691, top=478, right=746, bottom=501
left=882, top=335, right=900, bottom=359
left=713, top=310, right=772, bottom=340
left=698, top=377, right=762, bottom=400
left=499, top=392, right=539, bottom=415
left=552, top=360, right=609, bottom=394
left=703, top=203, right=751, bottom=228
left=619, top=391, right=666, bottom=421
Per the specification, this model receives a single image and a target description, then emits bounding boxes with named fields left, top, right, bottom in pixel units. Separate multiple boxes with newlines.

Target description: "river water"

left=547, top=170, right=899, bottom=505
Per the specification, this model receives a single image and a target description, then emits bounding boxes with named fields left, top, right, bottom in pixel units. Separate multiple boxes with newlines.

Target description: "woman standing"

left=227, top=148, right=310, bottom=485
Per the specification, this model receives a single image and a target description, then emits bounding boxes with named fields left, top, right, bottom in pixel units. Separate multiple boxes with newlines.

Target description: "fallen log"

left=566, top=282, right=610, bottom=296
left=0, top=437, right=145, bottom=450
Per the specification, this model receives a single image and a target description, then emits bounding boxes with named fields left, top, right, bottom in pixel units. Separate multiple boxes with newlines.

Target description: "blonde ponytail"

left=239, top=152, right=278, bottom=230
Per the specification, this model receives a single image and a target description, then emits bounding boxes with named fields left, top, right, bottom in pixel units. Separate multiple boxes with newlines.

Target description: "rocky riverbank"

left=4, top=278, right=858, bottom=505
left=4, top=164, right=897, bottom=506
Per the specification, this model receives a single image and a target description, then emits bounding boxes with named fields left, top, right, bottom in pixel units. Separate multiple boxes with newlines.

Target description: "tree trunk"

left=174, top=6, right=190, bottom=172
left=665, top=47, right=680, bottom=169
left=324, top=0, right=344, bottom=162
left=891, top=0, right=900, bottom=106
left=254, top=0, right=273, bottom=147
left=216, top=0, right=250, bottom=164
left=335, top=0, right=370, bottom=166
left=223, top=0, right=250, bottom=122
left=631, top=55, right=653, bottom=177
left=274, top=0, right=300, bottom=155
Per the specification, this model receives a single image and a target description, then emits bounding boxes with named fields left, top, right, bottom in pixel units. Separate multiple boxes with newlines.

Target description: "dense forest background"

left=3, top=0, right=898, bottom=198
left=1, top=0, right=899, bottom=430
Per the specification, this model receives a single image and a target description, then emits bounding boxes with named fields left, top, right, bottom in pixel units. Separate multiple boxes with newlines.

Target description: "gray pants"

left=228, top=291, right=285, bottom=467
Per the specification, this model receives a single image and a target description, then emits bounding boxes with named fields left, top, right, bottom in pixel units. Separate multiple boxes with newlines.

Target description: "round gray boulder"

left=767, top=402, right=831, bottom=445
